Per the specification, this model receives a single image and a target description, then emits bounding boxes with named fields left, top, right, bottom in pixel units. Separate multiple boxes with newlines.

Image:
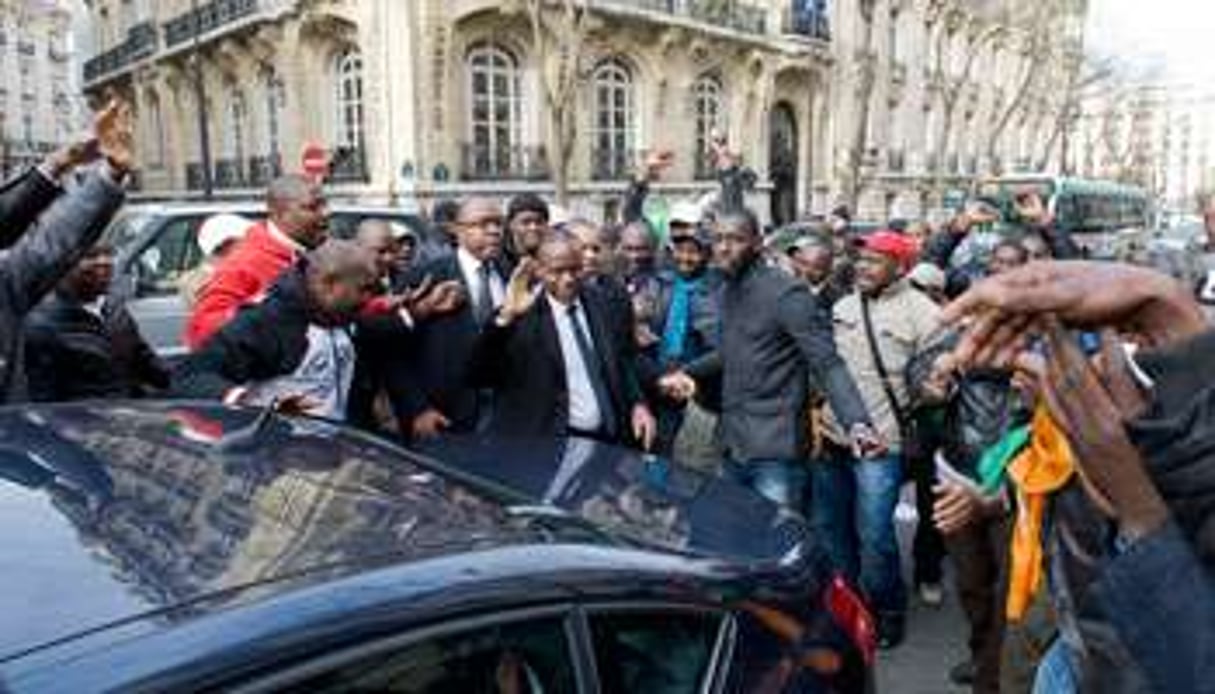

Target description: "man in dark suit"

left=468, top=233, right=656, bottom=448
left=26, top=244, right=168, bottom=401
left=660, top=209, right=882, bottom=510
left=399, top=197, right=510, bottom=437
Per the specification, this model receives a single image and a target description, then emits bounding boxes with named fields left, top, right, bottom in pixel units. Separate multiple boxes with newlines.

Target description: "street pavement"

left=875, top=487, right=971, bottom=694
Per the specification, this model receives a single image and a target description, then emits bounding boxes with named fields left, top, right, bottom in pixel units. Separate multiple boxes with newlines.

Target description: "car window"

left=133, top=215, right=206, bottom=298
left=588, top=610, right=722, bottom=694
left=290, top=616, right=577, bottom=694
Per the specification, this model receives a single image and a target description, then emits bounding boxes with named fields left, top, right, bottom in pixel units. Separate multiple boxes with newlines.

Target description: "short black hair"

left=830, top=205, right=852, bottom=222
left=992, top=237, right=1029, bottom=263
left=506, top=193, right=550, bottom=224
left=716, top=208, right=761, bottom=237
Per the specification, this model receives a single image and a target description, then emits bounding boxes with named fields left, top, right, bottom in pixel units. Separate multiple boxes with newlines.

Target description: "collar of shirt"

left=545, top=292, right=584, bottom=319
left=457, top=246, right=488, bottom=280
left=266, top=220, right=306, bottom=255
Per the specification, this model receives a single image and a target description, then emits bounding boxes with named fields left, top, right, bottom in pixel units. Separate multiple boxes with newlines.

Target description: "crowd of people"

left=1, top=99, right=1212, bottom=693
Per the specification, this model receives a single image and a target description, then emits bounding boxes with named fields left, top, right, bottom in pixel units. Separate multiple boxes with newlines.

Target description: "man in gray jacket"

left=0, top=100, right=132, bottom=402
left=660, top=209, right=880, bottom=510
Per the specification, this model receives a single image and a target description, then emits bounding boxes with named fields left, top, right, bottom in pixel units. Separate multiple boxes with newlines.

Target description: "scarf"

left=660, top=276, right=699, bottom=364
left=1004, top=404, right=1076, bottom=621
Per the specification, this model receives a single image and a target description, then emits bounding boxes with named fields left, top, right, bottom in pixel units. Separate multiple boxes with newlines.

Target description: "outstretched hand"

left=498, top=258, right=541, bottom=323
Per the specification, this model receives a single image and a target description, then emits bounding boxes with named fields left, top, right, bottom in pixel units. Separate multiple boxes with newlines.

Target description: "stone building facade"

left=0, top=0, right=78, bottom=177
left=80, top=0, right=1083, bottom=223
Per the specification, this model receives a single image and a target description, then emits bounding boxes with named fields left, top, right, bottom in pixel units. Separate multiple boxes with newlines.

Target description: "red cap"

left=856, top=230, right=918, bottom=267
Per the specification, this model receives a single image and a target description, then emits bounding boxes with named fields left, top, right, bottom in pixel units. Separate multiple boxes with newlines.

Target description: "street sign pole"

left=191, top=0, right=214, bottom=199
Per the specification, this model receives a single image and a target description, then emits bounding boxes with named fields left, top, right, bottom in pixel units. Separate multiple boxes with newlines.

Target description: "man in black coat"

left=0, top=100, right=131, bottom=403
left=468, top=234, right=656, bottom=448
left=25, top=244, right=168, bottom=401
left=398, top=197, right=511, bottom=438
left=659, top=209, right=880, bottom=510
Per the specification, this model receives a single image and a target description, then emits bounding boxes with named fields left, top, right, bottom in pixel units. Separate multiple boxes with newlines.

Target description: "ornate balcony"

left=185, top=162, right=208, bottom=191
left=163, top=0, right=259, bottom=49
left=83, top=21, right=158, bottom=83
left=460, top=143, right=551, bottom=182
left=596, top=0, right=770, bottom=35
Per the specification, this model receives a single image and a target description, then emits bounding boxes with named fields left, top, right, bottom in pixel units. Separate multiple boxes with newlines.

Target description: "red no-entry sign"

left=302, top=143, right=329, bottom=180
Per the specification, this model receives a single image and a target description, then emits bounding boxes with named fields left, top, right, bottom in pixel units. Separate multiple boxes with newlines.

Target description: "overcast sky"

left=1087, top=0, right=1215, bottom=86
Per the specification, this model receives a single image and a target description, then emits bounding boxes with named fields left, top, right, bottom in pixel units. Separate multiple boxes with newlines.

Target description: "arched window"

left=465, top=44, right=521, bottom=178
left=591, top=59, right=635, bottom=180
left=334, top=48, right=364, bottom=151
left=145, top=90, right=165, bottom=168
left=227, top=88, right=247, bottom=164
left=693, top=75, right=724, bottom=179
left=262, top=67, right=285, bottom=158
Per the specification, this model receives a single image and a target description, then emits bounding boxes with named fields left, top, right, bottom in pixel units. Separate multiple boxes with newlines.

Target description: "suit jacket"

left=0, top=168, right=126, bottom=403
left=685, top=260, right=869, bottom=462
left=397, top=252, right=509, bottom=431
left=467, top=288, right=644, bottom=443
left=25, top=293, right=168, bottom=401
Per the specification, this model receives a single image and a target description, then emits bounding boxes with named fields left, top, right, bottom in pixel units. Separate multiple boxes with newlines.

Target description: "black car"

left=0, top=401, right=874, bottom=693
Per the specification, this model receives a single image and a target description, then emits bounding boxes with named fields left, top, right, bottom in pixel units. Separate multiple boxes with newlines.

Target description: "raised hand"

left=849, top=422, right=888, bottom=459
left=638, top=148, right=675, bottom=183
left=403, top=276, right=465, bottom=321
left=273, top=393, right=324, bottom=417
left=95, top=98, right=134, bottom=175
left=498, top=258, right=541, bottom=324
left=411, top=408, right=451, bottom=439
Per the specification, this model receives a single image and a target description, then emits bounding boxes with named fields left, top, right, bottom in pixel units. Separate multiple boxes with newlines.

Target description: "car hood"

left=0, top=402, right=807, bottom=663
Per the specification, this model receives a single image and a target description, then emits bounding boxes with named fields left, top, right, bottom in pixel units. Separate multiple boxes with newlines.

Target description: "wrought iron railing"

left=247, top=153, right=282, bottom=187
left=328, top=146, right=369, bottom=184
left=459, top=143, right=551, bottom=181
left=164, top=0, right=259, bottom=48
left=591, top=147, right=635, bottom=181
left=82, top=21, right=158, bottom=82
left=782, top=1, right=830, bottom=40
left=597, top=0, right=769, bottom=35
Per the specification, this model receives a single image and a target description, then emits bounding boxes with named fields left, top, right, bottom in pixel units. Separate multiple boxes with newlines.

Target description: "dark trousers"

left=910, top=453, right=946, bottom=586
left=948, top=513, right=1010, bottom=694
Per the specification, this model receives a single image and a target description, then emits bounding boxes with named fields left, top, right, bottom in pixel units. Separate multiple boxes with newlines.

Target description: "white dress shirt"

left=547, top=294, right=603, bottom=432
left=457, top=246, right=505, bottom=316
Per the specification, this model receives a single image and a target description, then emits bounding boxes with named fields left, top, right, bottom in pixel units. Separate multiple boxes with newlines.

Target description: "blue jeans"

left=1033, top=639, right=1078, bottom=694
left=808, top=452, right=906, bottom=616
left=724, top=459, right=806, bottom=510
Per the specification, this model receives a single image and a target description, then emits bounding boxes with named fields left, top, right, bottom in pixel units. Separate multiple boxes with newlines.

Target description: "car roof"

left=0, top=401, right=805, bottom=665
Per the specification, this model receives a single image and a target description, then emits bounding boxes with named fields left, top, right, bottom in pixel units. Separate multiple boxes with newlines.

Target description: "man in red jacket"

left=184, top=174, right=328, bottom=349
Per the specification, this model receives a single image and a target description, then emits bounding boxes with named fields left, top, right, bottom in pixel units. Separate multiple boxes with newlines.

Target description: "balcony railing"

left=782, top=1, right=830, bottom=40
left=597, top=0, right=769, bottom=35
left=694, top=153, right=718, bottom=181
left=247, top=153, right=282, bottom=187
left=164, top=0, right=259, bottom=49
left=214, top=158, right=245, bottom=188
left=83, top=21, right=158, bottom=83
left=328, top=146, right=369, bottom=184
left=185, top=162, right=208, bottom=191
left=591, top=147, right=636, bottom=181
left=459, top=143, right=550, bottom=181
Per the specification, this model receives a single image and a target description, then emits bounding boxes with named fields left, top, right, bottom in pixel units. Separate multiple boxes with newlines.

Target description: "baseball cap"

left=669, top=200, right=704, bottom=228
left=855, top=230, right=919, bottom=267
left=907, top=262, right=946, bottom=293
left=197, top=213, right=254, bottom=257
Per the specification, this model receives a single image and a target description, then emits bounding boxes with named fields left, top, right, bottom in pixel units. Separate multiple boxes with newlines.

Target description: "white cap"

left=670, top=200, right=704, bottom=226
left=197, top=214, right=254, bottom=257
left=389, top=221, right=418, bottom=241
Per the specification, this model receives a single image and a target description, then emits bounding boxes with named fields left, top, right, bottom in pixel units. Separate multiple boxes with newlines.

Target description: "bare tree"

left=929, top=5, right=1006, bottom=192
left=985, top=0, right=1076, bottom=173
left=521, top=0, right=593, bottom=206
left=843, top=0, right=878, bottom=212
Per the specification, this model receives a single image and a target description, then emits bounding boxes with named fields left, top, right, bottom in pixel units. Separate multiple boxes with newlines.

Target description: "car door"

left=232, top=607, right=587, bottom=693
left=119, top=214, right=207, bottom=357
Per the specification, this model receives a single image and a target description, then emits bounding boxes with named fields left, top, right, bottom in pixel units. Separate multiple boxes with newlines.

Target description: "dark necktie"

left=568, top=304, right=617, bottom=437
left=474, top=263, right=494, bottom=325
